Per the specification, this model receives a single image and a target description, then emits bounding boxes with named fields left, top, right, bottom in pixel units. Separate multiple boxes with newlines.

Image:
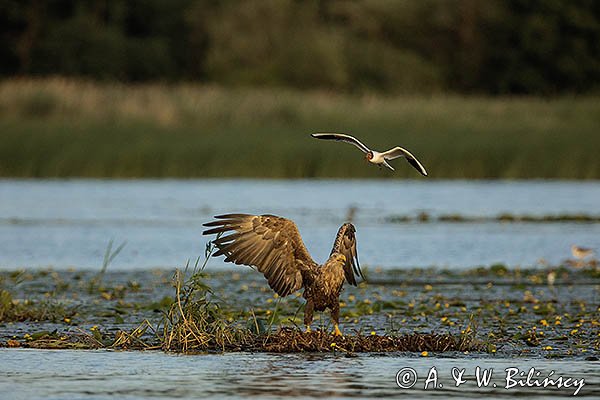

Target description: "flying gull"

left=312, top=132, right=428, bottom=176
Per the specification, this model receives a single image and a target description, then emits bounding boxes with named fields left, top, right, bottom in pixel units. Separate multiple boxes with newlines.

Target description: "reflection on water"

left=0, top=349, right=598, bottom=399
left=0, top=179, right=599, bottom=269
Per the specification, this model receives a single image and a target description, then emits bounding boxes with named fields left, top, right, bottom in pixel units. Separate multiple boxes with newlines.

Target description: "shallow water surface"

left=0, top=179, right=599, bottom=269
left=0, top=349, right=598, bottom=399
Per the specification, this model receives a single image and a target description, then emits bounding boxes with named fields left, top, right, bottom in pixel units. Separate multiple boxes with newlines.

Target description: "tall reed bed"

left=1, top=78, right=598, bottom=178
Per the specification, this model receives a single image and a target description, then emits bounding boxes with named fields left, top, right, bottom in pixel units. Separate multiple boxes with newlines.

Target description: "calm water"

left=0, top=349, right=598, bottom=399
left=0, top=179, right=599, bottom=270
left=2, top=180, right=599, bottom=399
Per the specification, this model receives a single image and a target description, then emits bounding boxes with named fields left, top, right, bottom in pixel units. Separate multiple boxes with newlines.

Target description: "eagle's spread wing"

left=380, top=146, right=428, bottom=176
left=331, top=223, right=363, bottom=286
left=203, top=214, right=316, bottom=296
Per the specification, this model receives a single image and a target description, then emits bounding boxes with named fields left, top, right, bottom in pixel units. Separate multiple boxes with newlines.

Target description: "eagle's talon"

left=333, top=324, right=343, bottom=336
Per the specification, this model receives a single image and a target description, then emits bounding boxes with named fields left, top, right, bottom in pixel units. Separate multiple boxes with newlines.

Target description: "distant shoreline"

left=1, top=78, right=598, bottom=179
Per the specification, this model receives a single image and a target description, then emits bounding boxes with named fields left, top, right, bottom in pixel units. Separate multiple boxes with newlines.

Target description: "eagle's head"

left=332, top=252, right=347, bottom=264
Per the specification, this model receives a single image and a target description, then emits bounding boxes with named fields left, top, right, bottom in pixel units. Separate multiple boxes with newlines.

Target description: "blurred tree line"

left=1, top=0, right=598, bottom=94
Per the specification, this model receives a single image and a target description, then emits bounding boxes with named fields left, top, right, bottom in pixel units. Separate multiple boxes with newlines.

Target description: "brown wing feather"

left=330, top=223, right=363, bottom=286
left=203, top=214, right=316, bottom=296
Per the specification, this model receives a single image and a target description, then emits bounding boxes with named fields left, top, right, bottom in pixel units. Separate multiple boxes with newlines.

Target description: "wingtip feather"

left=214, top=213, right=252, bottom=219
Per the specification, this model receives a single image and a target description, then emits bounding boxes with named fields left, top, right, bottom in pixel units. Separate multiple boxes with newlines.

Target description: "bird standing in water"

left=203, top=214, right=363, bottom=336
left=311, top=132, right=428, bottom=176
left=571, top=245, right=594, bottom=260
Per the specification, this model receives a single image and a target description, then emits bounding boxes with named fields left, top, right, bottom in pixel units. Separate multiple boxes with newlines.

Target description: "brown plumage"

left=202, top=213, right=363, bottom=335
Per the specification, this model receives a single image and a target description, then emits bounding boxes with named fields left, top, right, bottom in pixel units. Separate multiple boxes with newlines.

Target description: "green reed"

left=1, top=78, right=598, bottom=179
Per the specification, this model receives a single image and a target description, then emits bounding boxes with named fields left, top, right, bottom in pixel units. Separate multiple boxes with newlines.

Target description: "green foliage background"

left=1, top=0, right=599, bottom=94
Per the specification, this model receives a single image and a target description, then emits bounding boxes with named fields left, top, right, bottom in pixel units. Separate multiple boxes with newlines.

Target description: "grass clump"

left=0, top=289, right=13, bottom=321
left=0, top=288, right=75, bottom=323
left=88, top=239, right=127, bottom=293
left=7, top=330, right=102, bottom=350
left=5, top=321, right=159, bottom=350
left=161, top=242, right=254, bottom=352
left=161, top=268, right=253, bottom=352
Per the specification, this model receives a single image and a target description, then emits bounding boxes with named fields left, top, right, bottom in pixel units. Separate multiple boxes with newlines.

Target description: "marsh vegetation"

left=1, top=261, right=598, bottom=357
left=1, top=79, right=599, bottom=179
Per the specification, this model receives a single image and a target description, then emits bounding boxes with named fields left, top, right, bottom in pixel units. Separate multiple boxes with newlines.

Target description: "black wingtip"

left=202, top=220, right=224, bottom=227
left=214, top=213, right=250, bottom=219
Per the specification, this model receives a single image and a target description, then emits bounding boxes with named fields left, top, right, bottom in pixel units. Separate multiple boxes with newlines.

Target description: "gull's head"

left=366, top=151, right=373, bottom=161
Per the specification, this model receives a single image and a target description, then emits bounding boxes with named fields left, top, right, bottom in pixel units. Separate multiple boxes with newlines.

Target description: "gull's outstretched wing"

left=203, top=214, right=317, bottom=296
left=311, top=133, right=371, bottom=154
left=380, top=146, right=428, bottom=176
left=330, top=223, right=363, bottom=286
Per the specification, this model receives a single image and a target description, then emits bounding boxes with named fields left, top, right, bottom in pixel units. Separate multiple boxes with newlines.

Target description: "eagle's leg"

left=331, top=301, right=342, bottom=336
left=304, top=298, right=314, bottom=333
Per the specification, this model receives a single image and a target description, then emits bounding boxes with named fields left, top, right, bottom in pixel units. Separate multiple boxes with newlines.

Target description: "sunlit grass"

left=1, top=78, right=599, bottom=178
